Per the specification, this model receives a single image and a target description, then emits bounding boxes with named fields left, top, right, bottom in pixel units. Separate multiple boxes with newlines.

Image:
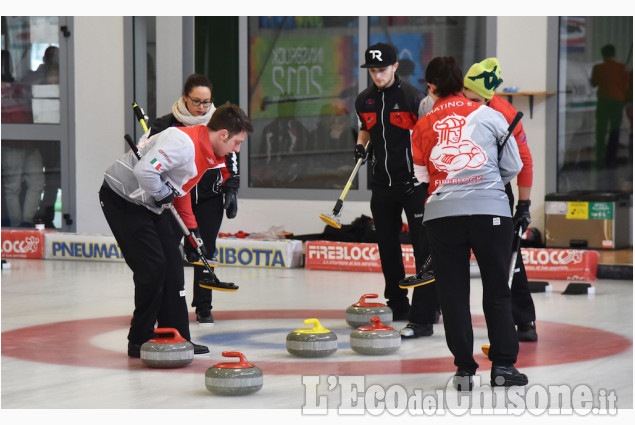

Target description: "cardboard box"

left=31, top=98, right=60, bottom=123
left=31, top=84, right=60, bottom=98
left=545, top=192, right=632, bottom=249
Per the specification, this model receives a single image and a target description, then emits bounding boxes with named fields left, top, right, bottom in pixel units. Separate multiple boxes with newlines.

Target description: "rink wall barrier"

left=1, top=231, right=598, bottom=279
left=304, top=240, right=598, bottom=280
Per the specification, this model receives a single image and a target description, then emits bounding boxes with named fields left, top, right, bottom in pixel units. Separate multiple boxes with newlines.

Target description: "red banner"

left=305, top=241, right=416, bottom=273
left=305, top=241, right=598, bottom=281
left=521, top=248, right=598, bottom=281
left=1, top=230, right=45, bottom=259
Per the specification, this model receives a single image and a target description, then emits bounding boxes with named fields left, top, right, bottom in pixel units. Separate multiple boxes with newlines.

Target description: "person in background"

left=411, top=56, right=527, bottom=391
left=462, top=57, right=538, bottom=342
left=143, top=73, right=240, bottom=325
left=590, top=44, right=629, bottom=170
left=99, top=104, right=253, bottom=357
left=354, top=42, right=438, bottom=338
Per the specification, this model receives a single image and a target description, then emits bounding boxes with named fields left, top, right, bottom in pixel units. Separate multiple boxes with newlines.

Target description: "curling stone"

left=286, top=318, right=338, bottom=358
left=205, top=351, right=263, bottom=395
left=346, top=293, right=392, bottom=328
left=350, top=316, right=401, bottom=355
left=140, top=328, right=194, bottom=368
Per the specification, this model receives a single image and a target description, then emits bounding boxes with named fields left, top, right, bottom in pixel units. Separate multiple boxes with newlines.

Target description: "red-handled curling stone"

left=205, top=351, right=263, bottom=395
left=286, top=318, right=338, bottom=358
left=350, top=316, right=401, bottom=355
left=345, top=293, right=392, bottom=328
left=140, top=328, right=193, bottom=368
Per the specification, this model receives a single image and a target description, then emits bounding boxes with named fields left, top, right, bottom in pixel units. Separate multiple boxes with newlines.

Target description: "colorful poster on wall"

left=249, top=34, right=358, bottom=119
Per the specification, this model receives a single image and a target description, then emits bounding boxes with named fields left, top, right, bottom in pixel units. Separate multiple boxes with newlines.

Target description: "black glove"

left=183, top=228, right=209, bottom=263
left=223, top=188, right=238, bottom=219
left=154, top=192, right=174, bottom=210
left=354, top=144, right=367, bottom=164
left=513, top=200, right=531, bottom=233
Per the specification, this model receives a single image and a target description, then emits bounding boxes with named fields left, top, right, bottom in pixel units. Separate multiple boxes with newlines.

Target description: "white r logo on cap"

left=369, top=50, right=382, bottom=61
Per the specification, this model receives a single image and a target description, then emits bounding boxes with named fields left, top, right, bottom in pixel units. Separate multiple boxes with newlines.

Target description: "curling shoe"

left=491, top=365, right=528, bottom=387
left=191, top=342, right=209, bottom=355
left=400, top=322, right=433, bottom=338
left=196, top=311, right=214, bottom=325
left=453, top=369, right=475, bottom=392
left=517, top=321, right=538, bottom=342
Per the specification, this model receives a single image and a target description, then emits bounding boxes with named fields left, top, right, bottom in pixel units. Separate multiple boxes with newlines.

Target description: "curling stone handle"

left=150, top=327, right=188, bottom=343
left=359, top=293, right=379, bottom=303
left=221, top=351, right=254, bottom=368
left=303, top=318, right=327, bottom=333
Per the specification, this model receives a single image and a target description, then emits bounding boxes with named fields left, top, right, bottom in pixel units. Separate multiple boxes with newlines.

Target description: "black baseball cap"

left=360, top=43, right=397, bottom=68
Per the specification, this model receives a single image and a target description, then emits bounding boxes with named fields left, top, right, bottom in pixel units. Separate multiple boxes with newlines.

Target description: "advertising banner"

left=1, top=230, right=45, bottom=259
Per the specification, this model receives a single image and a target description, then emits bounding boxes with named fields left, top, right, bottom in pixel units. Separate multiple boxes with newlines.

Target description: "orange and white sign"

left=1, top=230, right=45, bottom=259
left=521, top=248, right=598, bottom=281
left=305, top=241, right=416, bottom=273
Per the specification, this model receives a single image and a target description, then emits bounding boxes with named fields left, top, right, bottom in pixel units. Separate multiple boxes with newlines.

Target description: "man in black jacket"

left=354, top=43, right=438, bottom=337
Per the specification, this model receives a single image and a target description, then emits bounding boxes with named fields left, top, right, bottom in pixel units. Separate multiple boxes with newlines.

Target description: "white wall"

left=497, top=16, right=549, bottom=235
left=74, top=17, right=125, bottom=235
left=75, top=16, right=552, bottom=238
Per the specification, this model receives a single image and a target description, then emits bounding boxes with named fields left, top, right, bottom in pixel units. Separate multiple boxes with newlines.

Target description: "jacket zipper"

left=380, top=91, right=392, bottom=187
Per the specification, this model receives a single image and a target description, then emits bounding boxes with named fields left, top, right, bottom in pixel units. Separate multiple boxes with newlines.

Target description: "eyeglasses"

left=187, top=95, right=213, bottom=107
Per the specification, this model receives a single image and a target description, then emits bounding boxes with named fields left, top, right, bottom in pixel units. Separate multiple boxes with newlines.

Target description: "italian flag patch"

left=150, top=158, right=162, bottom=170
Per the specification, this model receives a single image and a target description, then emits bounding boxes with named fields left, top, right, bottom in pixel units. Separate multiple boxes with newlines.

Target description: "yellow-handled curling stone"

left=286, top=318, right=338, bottom=358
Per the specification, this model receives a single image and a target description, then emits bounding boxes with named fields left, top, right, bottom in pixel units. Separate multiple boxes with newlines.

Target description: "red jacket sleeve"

left=489, top=95, right=533, bottom=187
left=173, top=192, right=197, bottom=229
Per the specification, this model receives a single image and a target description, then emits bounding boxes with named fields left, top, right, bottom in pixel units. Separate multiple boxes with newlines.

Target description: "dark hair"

left=425, top=56, right=463, bottom=98
left=182, top=73, right=213, bottom=96
left=208, top=103, right=254, bottom=137
left=601, top=44, right=616, bottom=59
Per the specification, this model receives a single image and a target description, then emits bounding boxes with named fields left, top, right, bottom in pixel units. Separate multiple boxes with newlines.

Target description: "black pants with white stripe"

left=426, top=214, right=519, bottom=372
left=99, top=182, right=190, bottom=345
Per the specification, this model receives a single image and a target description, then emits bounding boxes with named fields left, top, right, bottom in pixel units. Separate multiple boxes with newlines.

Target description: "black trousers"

left=370, top=183, right=438, bottom=324
left=190, top=194, right=224, bottom=313
left=505, top=184, right=536, bottom=325
left=99, top=182, right=190, bottom=345
left=426, top=215, right=519, bottom=372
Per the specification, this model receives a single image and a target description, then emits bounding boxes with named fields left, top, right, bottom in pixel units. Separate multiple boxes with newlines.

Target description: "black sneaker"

left=191, top=342, right=209, bottom=355
left=399, top=322, right=433, bottom=338
left=196, top=311, right=215, bottom=325
left=517, top=321, right=538, bottom=342
left=198, top=272, right=239, bottom=292
left=491, top=365, right=528, bottom=387
left=453, top=369, right=475, bottom=392
left=127, top=342, right=141, bottom=358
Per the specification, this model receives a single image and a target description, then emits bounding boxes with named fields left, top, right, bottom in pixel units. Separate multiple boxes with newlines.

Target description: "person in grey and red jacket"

left=99, top=104, right=252, bottom=358
left=143, top=73, right=240, bottom=325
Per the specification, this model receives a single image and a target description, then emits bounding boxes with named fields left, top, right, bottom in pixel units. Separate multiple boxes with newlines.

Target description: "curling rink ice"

left=1, top=258, right=633, bottom=423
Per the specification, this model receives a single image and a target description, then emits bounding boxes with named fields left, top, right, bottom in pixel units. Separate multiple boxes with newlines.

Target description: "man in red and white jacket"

left=99, top=104, right=253, bottom=358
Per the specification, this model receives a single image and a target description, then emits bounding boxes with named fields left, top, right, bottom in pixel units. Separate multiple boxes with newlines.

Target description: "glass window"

left=369, top=16, right=487, bottom=92
left=2, top=16, right=64, bottom=230
left=2, top=16, right=60, bottom=124
left=247, top=17, right=360, bottom=189
left=557, top=16, right=633, bottom=193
